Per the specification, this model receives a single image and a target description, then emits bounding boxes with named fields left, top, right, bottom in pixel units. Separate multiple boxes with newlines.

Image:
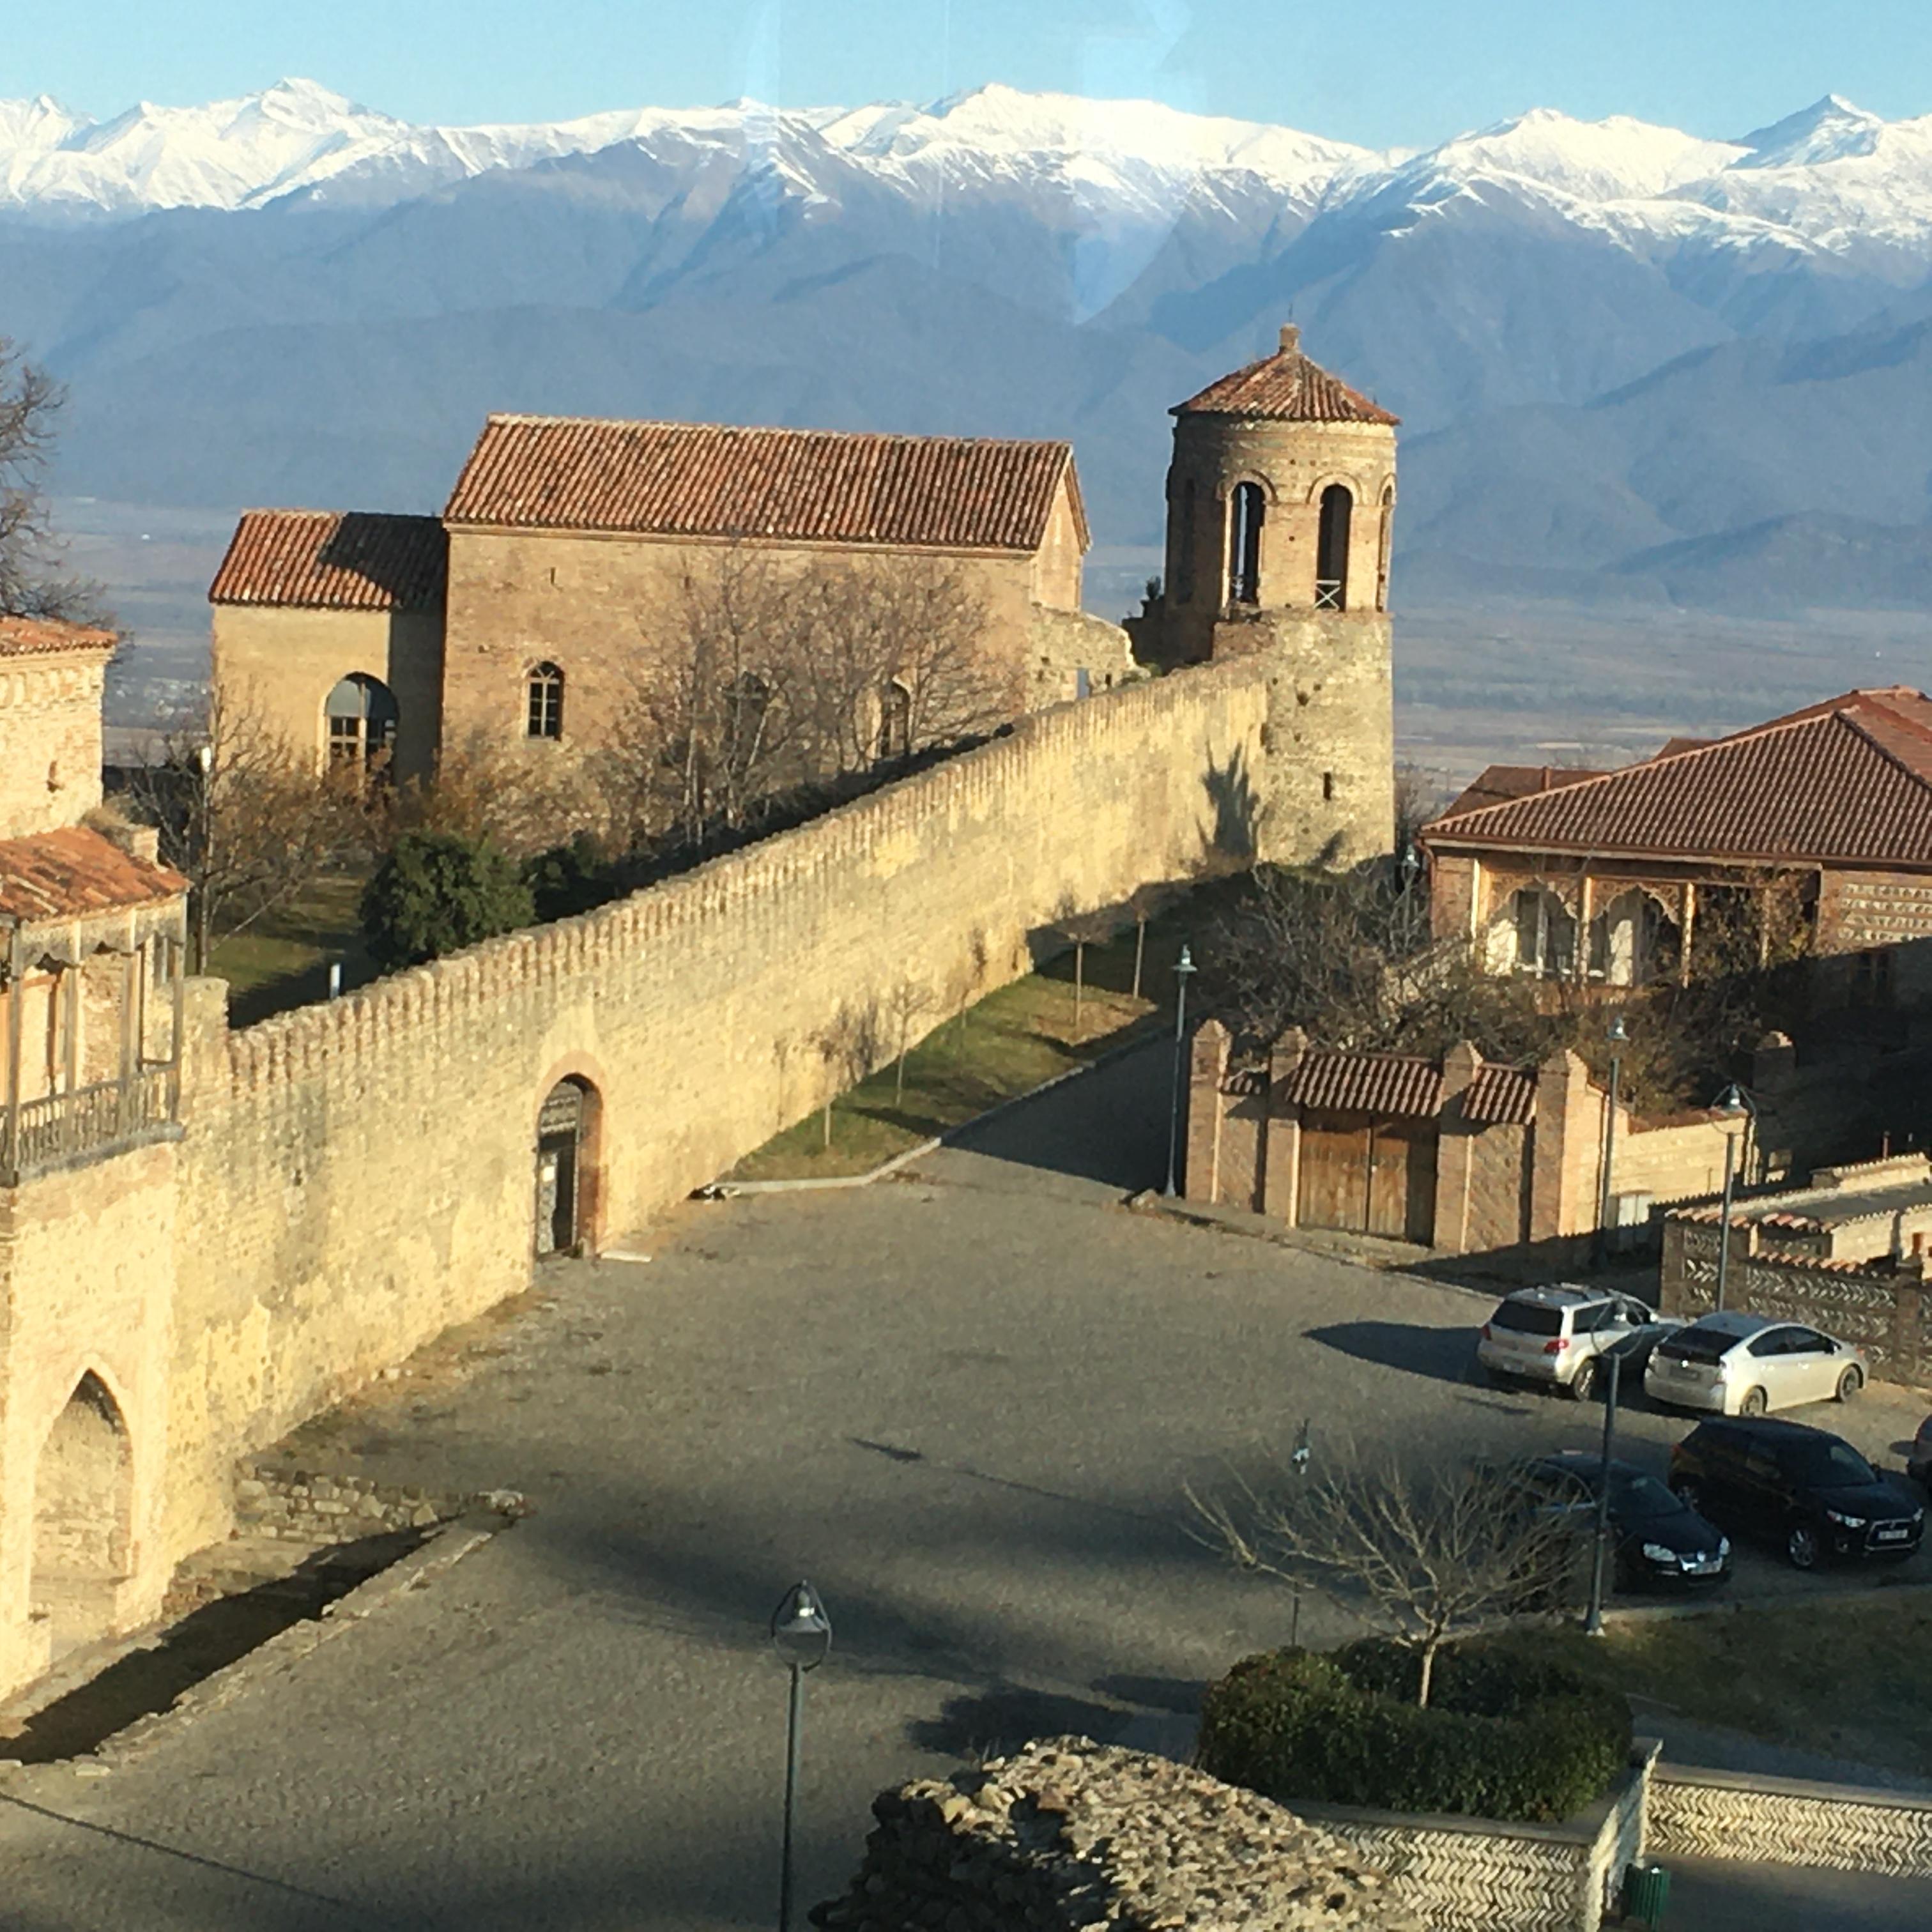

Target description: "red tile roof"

left=1440, top=764, right=1608, bottom=822
left=1174, top=325, right=1400, bottom=425
left=1422, top=689, right=1932, bottom=868
left=1464, top=1064, right=1537, bottom=1126
left=1286, top=1050, right=1444, bottom=1117
left=443, top=415, right=1088, bottom=553
left=209, top=511, right=447, bottom=610
left=0, top=615, right=116, bottom=659
left=0, top=826, right=186, bottom=925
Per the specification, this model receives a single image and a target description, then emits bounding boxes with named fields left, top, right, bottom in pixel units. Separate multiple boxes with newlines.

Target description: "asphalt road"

left=0, top=1040, right=1926, bottom=1929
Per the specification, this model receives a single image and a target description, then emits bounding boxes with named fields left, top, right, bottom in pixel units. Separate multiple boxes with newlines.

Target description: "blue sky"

left=6, top=1, right=1929, bottom=148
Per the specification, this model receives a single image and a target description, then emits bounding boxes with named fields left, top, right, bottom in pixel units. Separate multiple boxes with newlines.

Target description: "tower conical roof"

left=1174, top=325, right=1399, bottom=425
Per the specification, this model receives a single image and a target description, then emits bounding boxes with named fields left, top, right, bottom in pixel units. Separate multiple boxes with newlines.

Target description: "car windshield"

left=1785, top=1440, right=1879, bottom=1487
left=1491, top=1301, right=1565, bottom=1336
left=1655, top=1326, right=1741, bottom=1364
left=1608, top=1471, right=1680, bottom=1518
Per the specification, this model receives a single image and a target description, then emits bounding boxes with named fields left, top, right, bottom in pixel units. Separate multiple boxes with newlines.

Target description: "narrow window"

left=1321, top=771, right=1335, bottom=802
left=1176, top=478, right=1196, bottom=604
left=878, top=679, right=912, bottom=760
left=1376, top=484, right=1394, bottom=613
left=1316, top=484, right=1353, bottom=610
left=526, top=662, right=564, bottom=740
left=1074, top=668, right=1092, bottom=701
left=1228, top=482, right=1264, bottom=606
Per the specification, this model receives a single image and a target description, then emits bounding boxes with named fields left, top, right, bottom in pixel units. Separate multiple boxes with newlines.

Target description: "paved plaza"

left=1, top=1042, right=1928, bottom=1928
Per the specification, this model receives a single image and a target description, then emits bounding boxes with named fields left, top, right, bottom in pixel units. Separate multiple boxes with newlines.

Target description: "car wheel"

left=1836, top=1366, right=1864, bottom=1404
left=1786, top=1522, right=1821, bottom=1570
left=1740, top=1386, right=1769, bottom=1417
left=1570, top=1360, right=1599, bottom=1402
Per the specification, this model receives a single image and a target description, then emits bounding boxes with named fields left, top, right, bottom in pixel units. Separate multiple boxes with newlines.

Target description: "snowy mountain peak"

left=1409, top=107, right=1746, bottom=203
left=1735, top=94, right=1885, bottom=168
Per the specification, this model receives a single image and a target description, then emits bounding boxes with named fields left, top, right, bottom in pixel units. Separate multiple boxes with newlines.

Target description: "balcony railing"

left=3, top=1066, right=179, bottom=1185
left=1314, top=578, right=1344, bottom=611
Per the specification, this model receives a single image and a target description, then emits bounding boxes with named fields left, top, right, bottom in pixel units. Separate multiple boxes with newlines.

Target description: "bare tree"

left=1187, top=1447, right=1583, bottom=1708
left=397, top=728, right=608, bottom=859
left=1126, top=884, right=1170, bottom=1001
left=121, top=684, right=369, bottom=971
left=1, top=336, right=106, bottom=622
left=1055, top=907, right=1117, bottom=1039
left=813, top=1000, right=884, bottom=1148
left=884, top=977, right=939, bottom=1103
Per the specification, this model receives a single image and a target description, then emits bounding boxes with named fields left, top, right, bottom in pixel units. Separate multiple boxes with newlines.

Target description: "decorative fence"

left=3, top=1066, right=178, bottom=1184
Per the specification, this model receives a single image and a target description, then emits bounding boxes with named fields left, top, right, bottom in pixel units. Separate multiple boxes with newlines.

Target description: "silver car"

left=1644, top=1310, right=1868, bottom=1417
left=1476, top=1285, right=1673, bottom=1400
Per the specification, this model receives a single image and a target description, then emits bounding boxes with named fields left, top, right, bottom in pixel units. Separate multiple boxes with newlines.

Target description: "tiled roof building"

left=210, top=512, right=447, bottom=611
left=1173, top=326, right=1400, bottom=426
left=1422, top=689, right=1932, bottom=1000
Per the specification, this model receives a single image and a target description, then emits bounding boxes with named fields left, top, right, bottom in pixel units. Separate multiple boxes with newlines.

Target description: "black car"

left=1669, top=1416, right=1926, bottom=1570
left=1521, top=1451, right=1731, bottom=1591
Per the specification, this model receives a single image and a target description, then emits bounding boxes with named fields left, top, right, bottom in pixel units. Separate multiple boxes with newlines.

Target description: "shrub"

left=1195, top=1636, right=1630, bottom=1824
left=360, top=829, right=535, bottom=969
left=524, top=831, right=615, bottom=923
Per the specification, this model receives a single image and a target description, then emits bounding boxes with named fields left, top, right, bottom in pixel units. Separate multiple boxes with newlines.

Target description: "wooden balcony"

left=1, top=1066, right=180, bottom=1186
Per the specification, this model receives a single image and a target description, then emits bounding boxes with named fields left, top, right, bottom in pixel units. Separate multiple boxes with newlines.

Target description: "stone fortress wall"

left=0, top=654, right=1276, bottom=1699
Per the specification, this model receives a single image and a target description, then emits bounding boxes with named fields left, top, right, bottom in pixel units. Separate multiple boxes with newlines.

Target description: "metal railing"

left=3, top=1067, right=178, bottom=1184
left=1314, top=578, right=1345, bottom=611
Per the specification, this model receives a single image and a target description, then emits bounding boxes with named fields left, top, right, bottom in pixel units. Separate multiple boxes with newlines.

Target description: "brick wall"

left=0, top=645, right=109, bottom=839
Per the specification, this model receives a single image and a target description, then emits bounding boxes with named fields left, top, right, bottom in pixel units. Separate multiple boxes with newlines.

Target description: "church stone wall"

left=0, top=647, right=110, bottom=839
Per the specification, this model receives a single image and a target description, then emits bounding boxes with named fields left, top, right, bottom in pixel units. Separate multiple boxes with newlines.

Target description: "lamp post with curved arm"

left=1594, top=1014, right=1629, bottom=1268
left=770, top=1581, right=832, bottom=1932
left=1712, top=1084, right=1754, bottom=1313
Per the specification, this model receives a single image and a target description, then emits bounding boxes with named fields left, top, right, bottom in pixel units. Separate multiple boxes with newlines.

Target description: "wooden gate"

left=535, top=1080, right=584, bottom=1257
left=1296, top=1110, right=1437, bottom=1245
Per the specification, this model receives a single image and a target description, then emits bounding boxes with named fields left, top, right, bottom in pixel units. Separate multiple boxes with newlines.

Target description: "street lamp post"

left=192, top=739, right=214, bottom=974
left=1583, top=1348, right=1623, bottom=1637
left=1163, top=944, right=1197, bottom=1198
left=1594, top=1014, right=1629, bottom=1268
left=1712, top=1084, right=1752, bottom=1314
left=770, top=1580, right=832, bottom=1932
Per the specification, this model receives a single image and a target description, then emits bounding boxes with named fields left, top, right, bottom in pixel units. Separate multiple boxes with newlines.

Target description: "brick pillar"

left=1263, top=1027, right=1308, bottom=1223
left=1432, top=1041, right=1482, bottom=1254
left=1530, top=1050, right=1592, bottom=1242
left=1184, top=1018, right=1230, bottom=1204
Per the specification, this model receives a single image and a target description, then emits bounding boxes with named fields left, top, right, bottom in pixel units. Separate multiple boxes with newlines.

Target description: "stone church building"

left=210, top=417, right=1125, bottom=786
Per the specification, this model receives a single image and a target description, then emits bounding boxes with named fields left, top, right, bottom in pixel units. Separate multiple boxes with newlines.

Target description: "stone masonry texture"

left=811, top=1737, right=1424, bottom=1932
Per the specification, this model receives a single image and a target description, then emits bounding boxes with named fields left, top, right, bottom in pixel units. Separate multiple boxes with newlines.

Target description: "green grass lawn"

left=1512, top=1597, right=1932, bottom=1777
left=208, top=874, right=375, bottom=1026
left=727, top=914, right=1200, bottom=1181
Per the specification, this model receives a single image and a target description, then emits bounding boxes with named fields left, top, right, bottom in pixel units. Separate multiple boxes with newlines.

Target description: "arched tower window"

left=1227, top=482, right=1264, bottom=606
left=325, top=673, right=398, bottom=771
left=878, top=679, right=912, bottom=760
left=1376, top=484, right=1395, bottom=613
left=1175, top=478, right=1197, bottom=604
left=526, top=662, right=564, bottom=740
left=1316, top=485, right=1353, bottom=611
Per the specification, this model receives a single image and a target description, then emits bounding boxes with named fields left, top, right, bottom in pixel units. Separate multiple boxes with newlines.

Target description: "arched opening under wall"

left=325, top=673, right=399, bottom=773
left=30, top=1371, right=134, bottom=1658
left=1316, top=485, right=1353, bottom=610
left=535, top=1076, right=602, bottom=1258
left=1227, top=482, right=1264, bottom=606
left=526, top=662, right=564, bottom=740
left=878, top=679, right=912, bottom=760
left=1588, top=889, right=1678, bottom=986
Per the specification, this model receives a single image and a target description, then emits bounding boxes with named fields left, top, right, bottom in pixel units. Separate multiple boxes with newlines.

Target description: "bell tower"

left=1159, top=324, right=1398, bottom=865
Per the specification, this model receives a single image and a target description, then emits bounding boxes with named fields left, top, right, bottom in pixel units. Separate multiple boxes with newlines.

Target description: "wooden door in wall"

left=535, top=1080, right=583, bottom=1257
left=1297, top=1110, right=1436, bottom=1245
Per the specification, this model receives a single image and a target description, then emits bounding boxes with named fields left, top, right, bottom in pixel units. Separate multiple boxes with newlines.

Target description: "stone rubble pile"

left=811, top=1737, right=1423, bottom=1932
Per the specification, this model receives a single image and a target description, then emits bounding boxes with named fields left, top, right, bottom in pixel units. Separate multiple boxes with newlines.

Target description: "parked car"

left=1909, top=1414, right=1932, bottom=1491
left=1668, top=1416, right=1925, bottom=1569
left=1518, top=1450, right=1731, bottom=1592
left=1476, top=1285, right=1676, bottom=1400
left=1645, top=1310, right=1867, bottom=1416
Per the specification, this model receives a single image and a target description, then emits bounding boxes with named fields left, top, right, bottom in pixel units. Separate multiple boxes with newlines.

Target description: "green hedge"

left=1195, top=1637, right=1631, bottom=1824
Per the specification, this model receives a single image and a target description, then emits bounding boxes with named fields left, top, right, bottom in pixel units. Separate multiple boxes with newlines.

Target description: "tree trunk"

left=1132, top=917, right=1147, bottom=1001
left=1417, top=1640, right=1439, bottom=1710
left=1073, top=942, right=1085, bottom=1034
left=895, top=1045, right=909, bottom=1103
left=822, top=1099, right=834, bottom=1149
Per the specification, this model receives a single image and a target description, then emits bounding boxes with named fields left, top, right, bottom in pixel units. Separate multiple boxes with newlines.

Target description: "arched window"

left=1316, top=484, right=1353, bottom=610
left=325, top=673, right=398, bottom=771
left=1175, top=477, right=1197, bottom=604
left=1227, top=482, right=1264, bottom=606
left=1376, top=484, right=1395, bottom=613
left=526, top=662, right=564, bottom=740
left=878, top=679, right=912, bottom=760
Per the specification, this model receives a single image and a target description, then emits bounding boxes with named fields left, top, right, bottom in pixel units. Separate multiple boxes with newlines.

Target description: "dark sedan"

left=1522, top=1450, right=1732, bottom=1591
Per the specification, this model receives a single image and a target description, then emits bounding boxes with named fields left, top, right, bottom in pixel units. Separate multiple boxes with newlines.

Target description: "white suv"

left=1476, top=1285, right=1675, bottom=1401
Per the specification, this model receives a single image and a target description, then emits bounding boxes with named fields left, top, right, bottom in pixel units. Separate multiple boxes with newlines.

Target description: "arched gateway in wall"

left=31, top=1371, right=135, bottom=1657
left=535, top=1077, right=601, bottom=1257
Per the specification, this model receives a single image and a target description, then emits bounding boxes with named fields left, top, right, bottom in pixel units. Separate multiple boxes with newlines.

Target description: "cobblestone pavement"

left=0, top=1041, right=1926, bottom=1929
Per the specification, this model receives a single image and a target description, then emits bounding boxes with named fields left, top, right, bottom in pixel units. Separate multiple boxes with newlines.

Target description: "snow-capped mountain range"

left=4, top=78, right=1932, bottom=618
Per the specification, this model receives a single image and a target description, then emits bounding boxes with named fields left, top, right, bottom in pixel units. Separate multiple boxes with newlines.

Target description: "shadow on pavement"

left=907, top=1684, right=1151, bottom=1759
left=943, top=1038, right=1168, bottom=1191
left=1304, top=1319, right=1483, bottom=1388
